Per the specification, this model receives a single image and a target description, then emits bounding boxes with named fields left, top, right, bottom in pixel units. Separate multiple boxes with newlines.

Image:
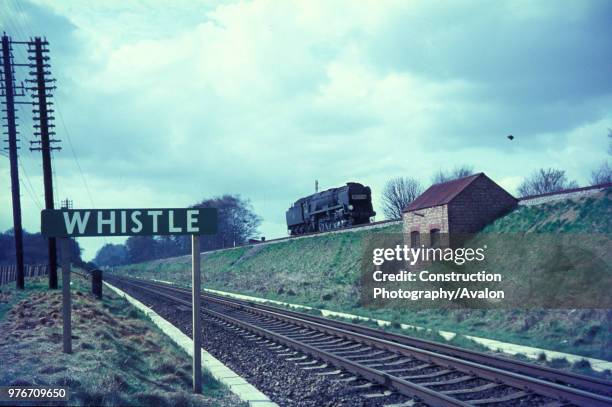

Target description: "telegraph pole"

left=28, top=37, right=61, bottom=289
left=1, top=34, right=25, bottom=290
left=60, top=198, right=72, bottom=210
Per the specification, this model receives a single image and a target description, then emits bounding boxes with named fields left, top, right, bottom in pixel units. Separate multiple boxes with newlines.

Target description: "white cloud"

left=1, top=0, right=611, bottom=260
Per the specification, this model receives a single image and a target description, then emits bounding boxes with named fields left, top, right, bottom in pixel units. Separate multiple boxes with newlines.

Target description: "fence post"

left=92, top=269, right=102, bottom=299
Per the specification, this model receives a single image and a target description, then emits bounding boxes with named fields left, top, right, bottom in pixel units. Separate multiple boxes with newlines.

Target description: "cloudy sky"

left=1, top=0, right=611, bottom=260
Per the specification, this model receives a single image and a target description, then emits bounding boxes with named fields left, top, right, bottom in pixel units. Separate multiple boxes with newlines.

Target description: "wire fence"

left=0, top=264, right=48, bottom=285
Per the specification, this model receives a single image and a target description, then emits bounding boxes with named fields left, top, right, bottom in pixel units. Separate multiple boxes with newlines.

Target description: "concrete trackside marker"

left=104, top=281, right=277, bottom=406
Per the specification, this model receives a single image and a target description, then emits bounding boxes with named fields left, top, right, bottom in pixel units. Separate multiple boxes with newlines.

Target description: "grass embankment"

left=114, top=190, right=611, bottom=374
left=0, top=274, right=242, bottom=407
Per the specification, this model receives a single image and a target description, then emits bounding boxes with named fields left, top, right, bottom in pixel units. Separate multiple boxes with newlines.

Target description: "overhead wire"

left=9, top=2, right=97, bottom=210
left=55, top=105, right=96, bottom=209
left=19, top=160, right=42, bottom=209
left=4, top=3, right=109, bottom=254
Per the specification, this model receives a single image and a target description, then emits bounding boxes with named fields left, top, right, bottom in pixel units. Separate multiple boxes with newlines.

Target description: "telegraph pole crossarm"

left=28, top=37, right=61, bottom=289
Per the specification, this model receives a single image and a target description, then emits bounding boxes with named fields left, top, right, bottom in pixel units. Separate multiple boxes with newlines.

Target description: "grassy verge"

left=112, top=190, right=611, bottom=377
left=0, top=273, right=243, bottom=407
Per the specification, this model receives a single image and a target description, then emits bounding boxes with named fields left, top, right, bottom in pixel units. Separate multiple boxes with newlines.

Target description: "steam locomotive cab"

left=286, top=182, right=376, bottom=235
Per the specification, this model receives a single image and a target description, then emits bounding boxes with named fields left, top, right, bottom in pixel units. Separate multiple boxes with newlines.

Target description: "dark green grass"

left=0, top=274, right=242, bottom=407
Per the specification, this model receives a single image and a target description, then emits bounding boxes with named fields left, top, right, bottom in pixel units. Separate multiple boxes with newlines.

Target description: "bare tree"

left=381, top=177, right=423, bottom=219
left=591, top=162, right=612, bottom=185
left=586, top=129, right=612, bottom=186
left=431, top=165, right=474, bottom=184
left=518, top=168, right=579, bottom=197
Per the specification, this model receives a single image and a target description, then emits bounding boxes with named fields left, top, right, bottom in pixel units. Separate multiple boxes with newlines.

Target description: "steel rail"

left=204, top=292, right=612, bottom=395
left=108, top=276, right=612, bottom=407
left=204, top=292, right=612, bottom=407
left=111, top=275, right=611, bottom=395
left=109, top=276, right=468, bottom=406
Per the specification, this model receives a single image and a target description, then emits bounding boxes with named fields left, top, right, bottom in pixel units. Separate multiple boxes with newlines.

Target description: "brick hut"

left=402, top=173, right=517, bottom=247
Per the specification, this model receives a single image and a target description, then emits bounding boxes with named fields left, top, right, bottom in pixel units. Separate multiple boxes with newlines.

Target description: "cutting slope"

left=114, top=188, right=611, bottom=361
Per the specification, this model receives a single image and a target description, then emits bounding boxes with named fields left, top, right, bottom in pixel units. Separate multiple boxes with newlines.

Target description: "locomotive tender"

left=286, top=182, right=376, bottom=235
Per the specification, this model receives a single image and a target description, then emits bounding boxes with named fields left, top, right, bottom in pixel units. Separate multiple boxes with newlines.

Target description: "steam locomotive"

left=286, top=182, right=376, bottom=235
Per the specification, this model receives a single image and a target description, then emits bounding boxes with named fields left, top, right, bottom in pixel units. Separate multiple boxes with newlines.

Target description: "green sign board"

left=41, top=208, right=217, bottom=237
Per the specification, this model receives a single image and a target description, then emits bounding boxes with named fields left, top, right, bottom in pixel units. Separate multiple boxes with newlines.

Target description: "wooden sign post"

left=192, top=235, right=202, bottom=393
left=41, top=207, right=217, bottom=394
left=60, top=238, right=72, bottom=354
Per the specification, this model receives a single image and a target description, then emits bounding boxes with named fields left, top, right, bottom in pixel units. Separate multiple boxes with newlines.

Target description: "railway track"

left=168, top=219, right=402, bottom=260
left=106, top=275, right=612, bottom=407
